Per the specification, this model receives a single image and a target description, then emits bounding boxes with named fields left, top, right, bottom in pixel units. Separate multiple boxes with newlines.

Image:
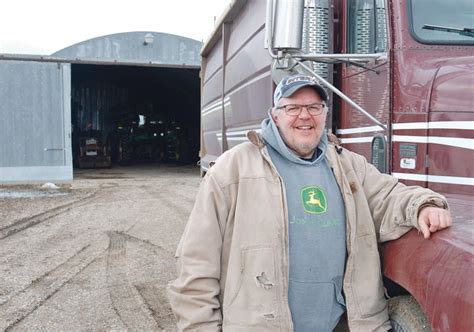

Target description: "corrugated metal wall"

left=53, top=31, right=202, bottom=66
left=0, top=60, right=72, bottom=182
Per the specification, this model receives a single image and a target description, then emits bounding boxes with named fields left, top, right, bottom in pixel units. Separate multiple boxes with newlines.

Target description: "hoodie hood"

left=260, top=109, right=328, bottom=165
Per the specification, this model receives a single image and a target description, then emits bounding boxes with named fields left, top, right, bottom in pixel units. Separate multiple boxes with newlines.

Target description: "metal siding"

left=62, top=64, right=73, bottom=169
left=222, top=0, right=272, bottom=133
left=0, top=61, right=72, bottom=182
left=226, top=0, right=267, bottom=59
left=224, top=29, right=272, bottom=128
left=224, top=29, right=270, bottom=94
left=53, top=32, right=202, bottom=67
left=201, top=35, right=224, bottom=161
left=201, top=36, right=223, bottom=86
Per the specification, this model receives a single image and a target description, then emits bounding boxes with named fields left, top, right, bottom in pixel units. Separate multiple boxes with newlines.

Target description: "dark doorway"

left=71, top=64, right=200, bottom=168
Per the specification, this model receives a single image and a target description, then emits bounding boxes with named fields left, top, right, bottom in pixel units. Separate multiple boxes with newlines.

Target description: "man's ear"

left=271, top=108, right=279, bottom=126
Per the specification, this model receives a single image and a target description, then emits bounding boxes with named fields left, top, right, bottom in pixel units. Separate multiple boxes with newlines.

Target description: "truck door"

left=414, top=0, right=474, bottom=196
left=401, top=0, right=474, bottom=195
left=427, top=63, right=474, bottom=196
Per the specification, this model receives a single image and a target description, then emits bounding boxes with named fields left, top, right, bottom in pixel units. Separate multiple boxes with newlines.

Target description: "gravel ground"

left=0, top=165, right=202, bottom=331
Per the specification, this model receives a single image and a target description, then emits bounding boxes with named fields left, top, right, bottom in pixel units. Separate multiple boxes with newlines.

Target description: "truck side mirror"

left=270, top=0, right=305, bottom=50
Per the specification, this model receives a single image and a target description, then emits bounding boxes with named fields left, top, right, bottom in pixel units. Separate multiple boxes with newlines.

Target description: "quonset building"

left=0, top=32, right=202, bottom=183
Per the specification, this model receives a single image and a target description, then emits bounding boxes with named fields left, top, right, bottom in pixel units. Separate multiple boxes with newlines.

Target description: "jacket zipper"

left=260, top=146, right=293, bottom=332
left=327, top=146, right=355, bottom=331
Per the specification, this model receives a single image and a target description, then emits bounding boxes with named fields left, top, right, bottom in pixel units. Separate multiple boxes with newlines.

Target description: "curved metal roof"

left=52, top=31, right=202, bottom=67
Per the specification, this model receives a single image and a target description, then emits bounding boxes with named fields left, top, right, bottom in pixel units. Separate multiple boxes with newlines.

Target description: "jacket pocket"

left=223, top=246, right=279, bottom=328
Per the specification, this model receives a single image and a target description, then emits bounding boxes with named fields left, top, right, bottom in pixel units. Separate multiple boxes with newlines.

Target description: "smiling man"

left=168, top=74, right=452, bottom=332
left=271, top=76, right=328, bottom=158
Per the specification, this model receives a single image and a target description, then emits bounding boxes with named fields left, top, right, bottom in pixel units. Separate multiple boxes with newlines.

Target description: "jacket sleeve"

left=351, top=152, right=448, bottom=242
left=167, top=173, right=229, bottom=331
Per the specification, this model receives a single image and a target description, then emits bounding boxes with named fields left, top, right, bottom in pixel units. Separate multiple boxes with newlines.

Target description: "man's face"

left=272, top=87, right=327, bottom=158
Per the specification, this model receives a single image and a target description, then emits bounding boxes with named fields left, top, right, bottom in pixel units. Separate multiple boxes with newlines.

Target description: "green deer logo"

left=301, top=186, right=327, bottom=214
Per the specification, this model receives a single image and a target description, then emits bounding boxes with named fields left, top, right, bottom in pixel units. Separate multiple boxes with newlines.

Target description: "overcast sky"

left=0, top=0, right=231, bottom=55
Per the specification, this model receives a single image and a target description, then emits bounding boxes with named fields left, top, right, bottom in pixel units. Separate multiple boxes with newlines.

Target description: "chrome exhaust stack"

left=272, top=0, right=305, bottom=50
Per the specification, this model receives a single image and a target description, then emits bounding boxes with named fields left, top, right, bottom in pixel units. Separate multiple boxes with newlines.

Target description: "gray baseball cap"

left=274, top=74, right=328, bottom=106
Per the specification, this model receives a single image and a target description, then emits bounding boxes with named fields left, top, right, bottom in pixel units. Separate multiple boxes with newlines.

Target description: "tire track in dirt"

left=0, top=242, right=107, bottom=331
left=141, top=183, right=195, bottom=221
left=125, top=184, right=194, bottom=329
left=136, top=282, right=176, bottom=330
left=107, top=231, right=177, bottom=330
left=119, top=231, right=174, bottom=257
left=106, top=231, right=160, bottom=331
left=0, top=191, right=98, bottom=240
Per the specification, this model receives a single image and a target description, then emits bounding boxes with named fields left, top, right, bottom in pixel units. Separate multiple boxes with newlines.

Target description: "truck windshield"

left=409, top=0, right=474, bottom=44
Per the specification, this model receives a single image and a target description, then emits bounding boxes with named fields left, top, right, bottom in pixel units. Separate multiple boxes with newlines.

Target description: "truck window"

left=408, top=0, right=474, bottom=44
left=347, top=0, right=387, bottom=54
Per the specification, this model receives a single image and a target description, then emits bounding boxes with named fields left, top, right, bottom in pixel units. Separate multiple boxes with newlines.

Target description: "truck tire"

left=388, top=295, right=431, bottom=332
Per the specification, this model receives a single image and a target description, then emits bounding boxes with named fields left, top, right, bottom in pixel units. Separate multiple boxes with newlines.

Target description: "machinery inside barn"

left=71, top=64, right=200, bottom=168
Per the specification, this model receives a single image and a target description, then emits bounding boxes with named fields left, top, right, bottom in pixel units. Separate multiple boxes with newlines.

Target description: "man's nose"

left=298, top=106, right=312, bottom=118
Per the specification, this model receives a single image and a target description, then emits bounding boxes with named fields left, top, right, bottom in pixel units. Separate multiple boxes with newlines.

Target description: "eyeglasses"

left=276, top=102, right=326, bottom=116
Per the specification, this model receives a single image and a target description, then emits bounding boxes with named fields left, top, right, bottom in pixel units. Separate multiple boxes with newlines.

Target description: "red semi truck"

left=199, top=0, right=473, bottom=331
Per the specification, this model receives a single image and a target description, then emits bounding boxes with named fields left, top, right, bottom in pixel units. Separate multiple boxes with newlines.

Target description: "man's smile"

left=294, top=125, right=316, bottom=134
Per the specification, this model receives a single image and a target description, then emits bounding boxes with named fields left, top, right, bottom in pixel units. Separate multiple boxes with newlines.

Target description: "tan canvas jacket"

left=168, top=132, right=447, bottom=332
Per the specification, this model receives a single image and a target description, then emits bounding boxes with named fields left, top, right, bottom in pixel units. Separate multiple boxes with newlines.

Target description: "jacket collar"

left=247, top=130, right=266, bottom=148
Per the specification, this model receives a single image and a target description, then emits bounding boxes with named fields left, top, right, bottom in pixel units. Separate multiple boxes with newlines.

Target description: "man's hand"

left=418, top=206, right=453, bottom=239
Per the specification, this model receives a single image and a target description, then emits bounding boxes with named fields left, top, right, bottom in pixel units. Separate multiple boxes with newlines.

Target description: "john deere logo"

left=301, top=186, right=327, bottom=214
